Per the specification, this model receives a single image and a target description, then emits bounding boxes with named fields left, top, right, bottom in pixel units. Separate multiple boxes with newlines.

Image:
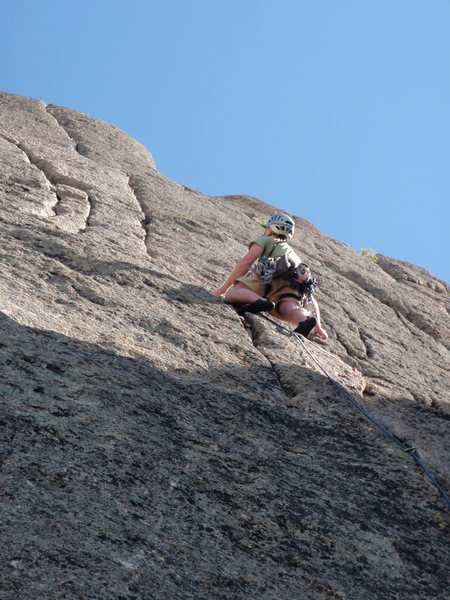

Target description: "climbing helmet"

left=266, top=213, right=295, bottom=240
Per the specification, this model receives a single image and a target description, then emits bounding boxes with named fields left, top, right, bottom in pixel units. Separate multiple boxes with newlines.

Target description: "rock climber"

left=212, top=213, right=328, bottom=340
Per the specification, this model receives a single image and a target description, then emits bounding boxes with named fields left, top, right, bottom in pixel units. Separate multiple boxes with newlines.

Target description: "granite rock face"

left=0, top=91, right=448, bottom=599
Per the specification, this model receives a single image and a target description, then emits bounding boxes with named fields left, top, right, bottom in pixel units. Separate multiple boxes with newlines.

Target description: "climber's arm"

left=211, top=243, right=263, bottom=298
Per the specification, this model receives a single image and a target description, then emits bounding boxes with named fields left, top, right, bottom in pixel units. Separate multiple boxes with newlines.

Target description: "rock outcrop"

left=0, top=91, right=448, bottom=599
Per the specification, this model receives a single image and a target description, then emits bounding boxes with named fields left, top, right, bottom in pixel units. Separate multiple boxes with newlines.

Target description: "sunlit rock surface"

left=0, top=91, right=448, bottom=599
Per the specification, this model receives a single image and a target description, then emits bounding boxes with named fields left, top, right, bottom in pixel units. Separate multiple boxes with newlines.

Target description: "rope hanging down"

left=257, top=313, right=450, bottom=508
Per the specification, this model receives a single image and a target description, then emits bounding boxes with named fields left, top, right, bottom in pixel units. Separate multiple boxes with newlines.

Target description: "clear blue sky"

left=2, top=0, right=449, bottom=282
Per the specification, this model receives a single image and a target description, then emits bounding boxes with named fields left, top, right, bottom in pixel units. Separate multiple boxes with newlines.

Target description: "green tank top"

left=250, top=235, right=300, bottom=265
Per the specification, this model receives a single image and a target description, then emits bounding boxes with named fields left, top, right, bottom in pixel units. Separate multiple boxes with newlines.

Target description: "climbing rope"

left=257, top=313, right=450, bottom=508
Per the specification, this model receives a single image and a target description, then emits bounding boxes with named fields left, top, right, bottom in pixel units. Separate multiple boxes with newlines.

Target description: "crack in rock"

left=0, top=133, right=93, bottom=231
left=0, top=133, right=58, bottom=217
left=358, top=328, right=376, bottom=359
left=230, top=315, right=291, bottom=401
left=127, top=176, right=150, bottom=253
left=54, top=184, right=92, bottom=233
left=44, top=105, right=78, bottom=149
left=42, top=110, right=153, bottom=254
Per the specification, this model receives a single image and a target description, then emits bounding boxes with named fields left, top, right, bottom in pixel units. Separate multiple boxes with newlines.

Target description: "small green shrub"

left=360, top=247, right=379, bottom=263
left=254, top=217, right=268, bottom=229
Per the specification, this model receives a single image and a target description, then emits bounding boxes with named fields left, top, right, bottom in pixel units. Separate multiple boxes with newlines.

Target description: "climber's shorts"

left=268, top=278, right=304, bottom=308
left=269, top=279, right=306, bottom=319
left=235, top=273, right=266, bottom=297
left=235, top=275, right=307, bottom=320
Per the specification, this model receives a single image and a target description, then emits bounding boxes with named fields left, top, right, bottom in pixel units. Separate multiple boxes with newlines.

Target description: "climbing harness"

left=257, top=313, right=450, bottom=509
left=254, top=240, right=288, bottom=284
left=276, top=274, right=317, bottom=305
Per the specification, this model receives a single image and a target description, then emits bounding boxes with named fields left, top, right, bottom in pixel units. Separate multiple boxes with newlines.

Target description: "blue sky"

left=2, top=0, right=449, bottom=282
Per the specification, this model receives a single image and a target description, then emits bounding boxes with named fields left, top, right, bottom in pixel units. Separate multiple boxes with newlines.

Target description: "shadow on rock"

left=0, top=312, right=448, bottom=600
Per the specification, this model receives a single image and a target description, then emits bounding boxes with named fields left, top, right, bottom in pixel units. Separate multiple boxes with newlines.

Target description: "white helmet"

left=266, top=213, right=295, bottom=240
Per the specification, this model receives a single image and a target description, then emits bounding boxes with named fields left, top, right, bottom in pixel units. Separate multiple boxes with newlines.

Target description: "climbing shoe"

left=237, top=299, right=275, bottom=316
left=293, top=316, right=317, bottom=338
